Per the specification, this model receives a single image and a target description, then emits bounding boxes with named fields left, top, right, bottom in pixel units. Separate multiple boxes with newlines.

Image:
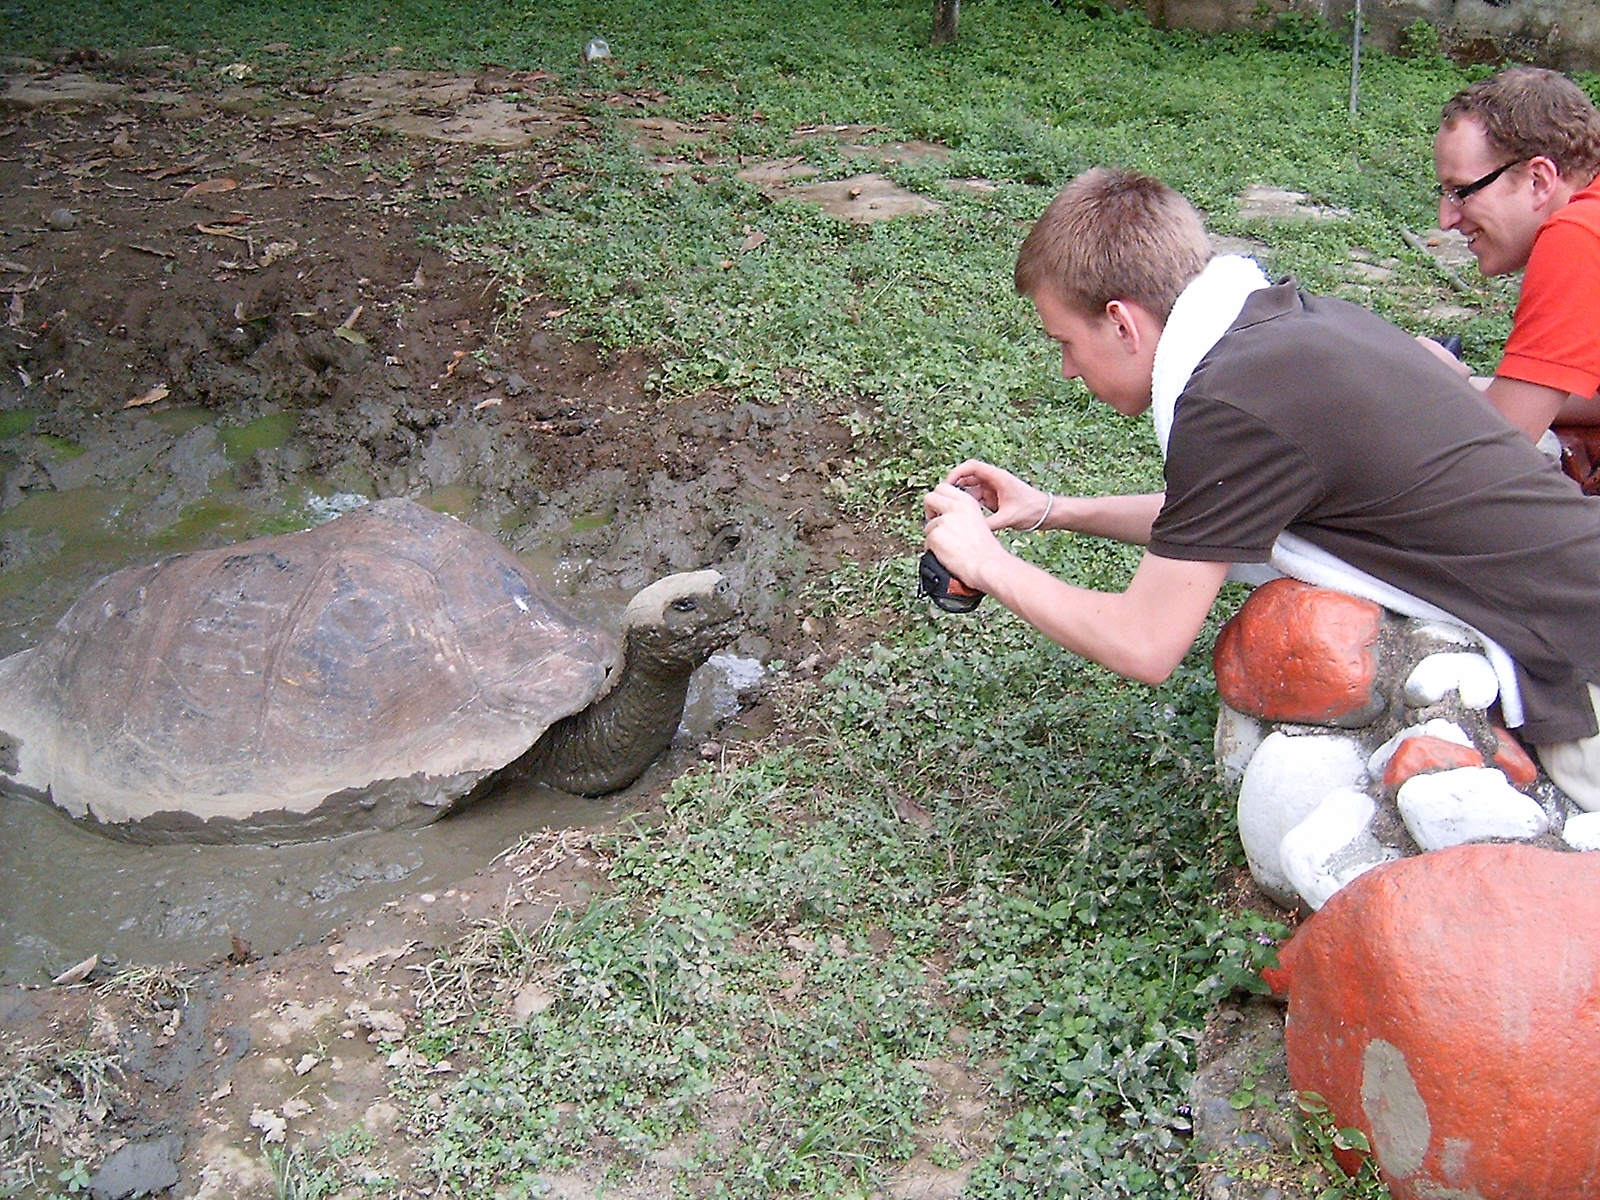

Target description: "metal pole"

left=1349, top=0, right=1364, bottom=116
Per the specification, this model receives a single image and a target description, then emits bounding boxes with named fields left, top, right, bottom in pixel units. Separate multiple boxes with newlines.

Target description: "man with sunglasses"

left=1430, top=67, right=1600, bottom=440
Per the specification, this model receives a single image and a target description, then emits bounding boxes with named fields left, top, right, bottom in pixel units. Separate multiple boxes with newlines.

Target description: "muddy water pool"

left=0, top=410, right=768, bottom=984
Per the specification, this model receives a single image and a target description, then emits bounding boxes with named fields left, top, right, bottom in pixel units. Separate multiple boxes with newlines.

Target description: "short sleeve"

left=1499, top=218, right=1600, bottom=399
left=1149, top=393, right=1324, bottom=563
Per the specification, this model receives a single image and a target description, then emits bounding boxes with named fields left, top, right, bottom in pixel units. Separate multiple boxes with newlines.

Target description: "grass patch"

left=5, top=0, right=1515, bottom=1193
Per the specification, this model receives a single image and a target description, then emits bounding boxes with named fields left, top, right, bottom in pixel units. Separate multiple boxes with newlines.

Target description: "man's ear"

left=1103, top=299, right=1162, bottom=356
left=1526, top=156, right=1564, bottom=208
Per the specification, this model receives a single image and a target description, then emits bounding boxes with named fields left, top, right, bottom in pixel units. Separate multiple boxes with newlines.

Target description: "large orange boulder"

left=1213, top=579, right=1385, bottom=727
left=1262, top=844, right=1600, bottom=1198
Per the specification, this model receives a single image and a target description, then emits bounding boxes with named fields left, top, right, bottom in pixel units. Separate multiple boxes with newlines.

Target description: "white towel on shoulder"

left=1151, top=256, right=1525, bottom=727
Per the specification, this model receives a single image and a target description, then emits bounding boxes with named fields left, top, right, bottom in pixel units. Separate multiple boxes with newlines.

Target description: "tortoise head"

left=620, top=570, right=741, bottom=672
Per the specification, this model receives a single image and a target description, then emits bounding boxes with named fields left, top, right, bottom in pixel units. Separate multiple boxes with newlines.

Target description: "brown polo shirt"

left=1150, top=282, right=1600, bottom=743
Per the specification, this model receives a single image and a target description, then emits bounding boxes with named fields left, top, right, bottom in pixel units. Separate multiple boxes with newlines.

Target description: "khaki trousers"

left=1537, top=684, right=1600, bottom=812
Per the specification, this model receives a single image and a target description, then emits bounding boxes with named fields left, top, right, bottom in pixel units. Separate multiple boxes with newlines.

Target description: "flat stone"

left=1396, top=766, right=1547, bottom=851
left=840, top=139, right=951, bottom=166
left=1412, top=227, right=1475, bottom=270
left=788, top=174, right=939, bottom=224
left=89, top=1134, right=181, bottom=1200
left=2, top=73, right=123, bottom=109
left=1344, top=260, right=1395, bottom=283
left=1382, top=734, right=1484, bottom=791
left=1262, top=844, right=1600, bottom=1199
left=1209, top=234, right=1271, bottom=259
left=1214, top=579, right=1385, bottom=727
left=736, top=157, right=821, bottom=187
left=1236, top=184, right=1350, bottom=223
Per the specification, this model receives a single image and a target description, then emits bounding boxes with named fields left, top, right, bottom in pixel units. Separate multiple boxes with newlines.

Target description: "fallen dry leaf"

left=183, top=177, right=238, bottom=199
left=473, top=396, right=503, bottom=411
left=544, top=307, right=569, bottom=319
left=196, top=223, right=251, bottom=241
left=332, top=326, right=368, bottom=345
left=52, top=954, right=99, bottom=986
left=740, top=228, right=769, bottom=252
left=125, top=384, right=170, bottom=409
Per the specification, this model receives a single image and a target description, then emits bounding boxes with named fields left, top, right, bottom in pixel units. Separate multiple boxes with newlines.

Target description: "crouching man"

left=923, top=168, right=1600, bottom=805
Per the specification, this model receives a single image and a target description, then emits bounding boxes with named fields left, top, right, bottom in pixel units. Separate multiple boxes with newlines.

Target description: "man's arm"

left=924, top=482, right=1228, bottom=684
left=1483, top=375, right=1574, bottom=441
left=941, top=459, right=1165, bottom=544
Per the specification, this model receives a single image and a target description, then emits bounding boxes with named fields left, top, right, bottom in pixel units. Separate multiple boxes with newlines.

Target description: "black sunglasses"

left=1438, top=158, right=1527, bottom=206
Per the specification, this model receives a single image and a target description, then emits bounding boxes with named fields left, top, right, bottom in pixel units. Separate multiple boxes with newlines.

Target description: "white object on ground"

left=1397, top=767, right=1548, bottom=851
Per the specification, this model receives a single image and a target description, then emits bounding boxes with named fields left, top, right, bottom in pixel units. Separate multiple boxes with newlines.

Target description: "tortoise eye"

left=670, top=598, right=698, bottom=612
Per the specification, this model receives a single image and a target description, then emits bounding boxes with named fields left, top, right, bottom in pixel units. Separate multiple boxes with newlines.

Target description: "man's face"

left=1032, top=287, right=1155, bottom=416
left=1433, top=116, right=1545, bottom=276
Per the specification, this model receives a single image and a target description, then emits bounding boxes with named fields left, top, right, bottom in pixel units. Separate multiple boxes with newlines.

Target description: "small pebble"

left=47, top=208, right=77, bottom=231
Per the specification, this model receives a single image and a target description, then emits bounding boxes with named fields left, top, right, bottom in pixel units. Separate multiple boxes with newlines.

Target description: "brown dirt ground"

left=0, top=61, right=912, bottom=1200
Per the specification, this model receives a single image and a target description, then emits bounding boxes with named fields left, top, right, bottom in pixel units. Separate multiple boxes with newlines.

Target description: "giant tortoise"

left=0, top=499, right=738, bottom=843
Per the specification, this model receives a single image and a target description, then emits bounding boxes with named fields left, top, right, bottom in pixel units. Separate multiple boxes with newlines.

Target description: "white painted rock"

left=1214, top=702, right=1264, bottom=788
left=1402, top=652, right=1499, bottom=711
left=1279, top=787, right=1397, bottom=911
left=1238, top=732, right=1369, bottom=906
left=1397, top=767, right=1549, bottom=851
left=1563, top=812, right=1600, bottom=851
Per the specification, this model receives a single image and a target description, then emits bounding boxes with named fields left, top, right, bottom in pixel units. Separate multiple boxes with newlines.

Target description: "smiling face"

left=1032, top=287, right=1160, bottom=416
left=1434, top=116, right=1548, bottom=277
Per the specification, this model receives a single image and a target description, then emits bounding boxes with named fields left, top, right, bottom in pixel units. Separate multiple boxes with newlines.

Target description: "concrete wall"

left=1138, top=0, right=1600, bottom=73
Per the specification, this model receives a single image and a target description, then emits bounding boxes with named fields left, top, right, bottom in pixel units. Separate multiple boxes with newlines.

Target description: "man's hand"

left=941, top=460, right=1051, bottom=531
left=923, top=481, right=1011, bottom=594
left=1415, top=334, right=1472, bottom=380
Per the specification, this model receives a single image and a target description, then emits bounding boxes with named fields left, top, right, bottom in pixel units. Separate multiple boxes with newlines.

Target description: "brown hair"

left=1013, top=167, right=1212, bottom=321
left=1440, top=67, right=1600, bottom=183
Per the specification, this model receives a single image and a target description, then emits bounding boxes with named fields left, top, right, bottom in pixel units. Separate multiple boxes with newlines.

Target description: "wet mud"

left=0, top=60, right=891, bottom=993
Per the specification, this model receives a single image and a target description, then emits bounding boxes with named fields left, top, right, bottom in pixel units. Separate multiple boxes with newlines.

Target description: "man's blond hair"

left=1440, top=67, right=1600, bottom=183
left=1014, top=168, right=1212, bottom=321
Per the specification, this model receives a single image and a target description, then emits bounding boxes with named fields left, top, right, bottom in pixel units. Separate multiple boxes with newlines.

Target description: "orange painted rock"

left=1491, top=725, right=1540, bottom=787
left=1381, top=735, right=1484, bottom=791
left=1261, top=844, right=1600, bottom=1198
left=1213, top=579, right=1385, bottom=727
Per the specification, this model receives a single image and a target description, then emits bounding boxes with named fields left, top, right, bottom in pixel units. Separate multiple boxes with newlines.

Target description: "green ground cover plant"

left=8, top=0, right=1548, bottom=1193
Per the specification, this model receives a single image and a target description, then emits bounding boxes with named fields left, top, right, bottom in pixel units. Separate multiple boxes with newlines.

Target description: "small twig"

left=1400, top=228, right=1476, bottom=295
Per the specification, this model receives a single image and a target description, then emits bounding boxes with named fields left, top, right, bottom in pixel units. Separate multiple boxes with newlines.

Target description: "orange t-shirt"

left=1498, top=185, right=1600, bottom=400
